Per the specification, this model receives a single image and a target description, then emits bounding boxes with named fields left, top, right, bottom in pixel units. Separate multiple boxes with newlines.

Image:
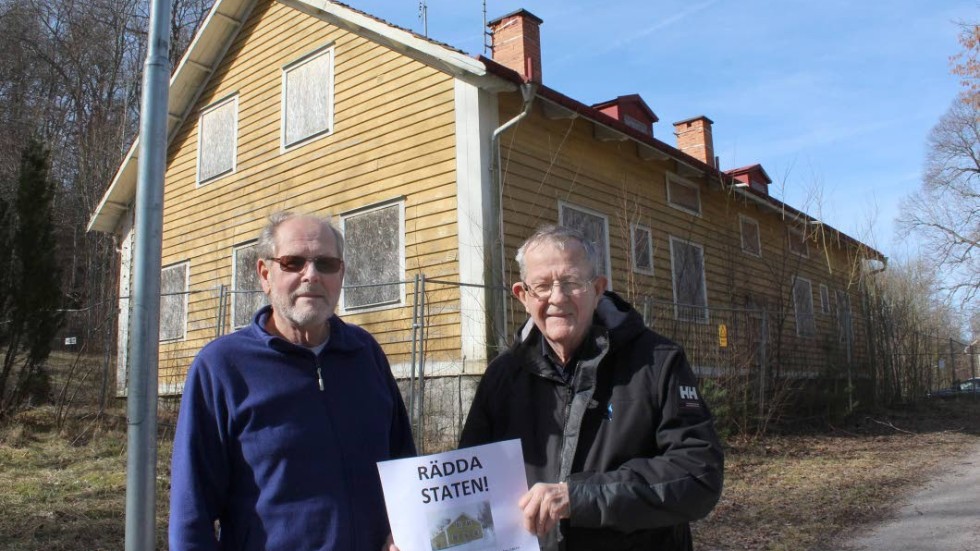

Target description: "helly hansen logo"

left=680, top=386, right=699, bottom=401
left=679, top=385, right=703, bottom=411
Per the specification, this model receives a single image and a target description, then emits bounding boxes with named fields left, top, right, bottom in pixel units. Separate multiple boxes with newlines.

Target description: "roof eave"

left=89, top=0, right=507, bottom=235
left=88, top=0, right=257, bottom=234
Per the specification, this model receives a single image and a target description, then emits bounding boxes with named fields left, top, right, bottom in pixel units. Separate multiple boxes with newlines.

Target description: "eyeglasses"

left=269, top=255, right=344, bottom=274
left=522, top=278, right=594, bottom=300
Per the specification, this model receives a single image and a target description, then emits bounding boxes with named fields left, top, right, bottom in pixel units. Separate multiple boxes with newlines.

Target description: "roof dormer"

left=727, top=164, right=772, bottom=196
left=591, top=94, right=658, bottom=137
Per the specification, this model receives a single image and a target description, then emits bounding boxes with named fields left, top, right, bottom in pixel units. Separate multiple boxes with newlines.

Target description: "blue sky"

left=349, top=0, right=975, bottom=261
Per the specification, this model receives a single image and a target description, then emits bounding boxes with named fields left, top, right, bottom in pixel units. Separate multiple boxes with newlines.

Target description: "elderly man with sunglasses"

left=169, top=212, right=415, bottom=551
left=460, top=225, right=723, bottom=551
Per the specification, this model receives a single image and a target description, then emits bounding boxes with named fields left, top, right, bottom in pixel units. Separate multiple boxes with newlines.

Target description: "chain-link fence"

left=46, top=277, right=977, bottom=448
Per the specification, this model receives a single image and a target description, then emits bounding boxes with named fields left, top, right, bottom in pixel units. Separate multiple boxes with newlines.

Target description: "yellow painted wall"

left=157, top=0, right=462, bottom=387
left=497, top=92, right=871, bottom=376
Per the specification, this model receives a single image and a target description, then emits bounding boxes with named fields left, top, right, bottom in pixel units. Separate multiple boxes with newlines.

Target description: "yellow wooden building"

left=89, top=0, right=884, bottom=410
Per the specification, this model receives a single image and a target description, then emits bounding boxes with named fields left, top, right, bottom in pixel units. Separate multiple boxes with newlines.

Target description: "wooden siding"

left=497, top=92, right=870, bottom=376
left=156, top=0, right=463, bottom=386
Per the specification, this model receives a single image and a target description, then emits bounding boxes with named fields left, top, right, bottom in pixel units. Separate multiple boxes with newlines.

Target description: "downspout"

left=489, top=82, right=537, bottom=351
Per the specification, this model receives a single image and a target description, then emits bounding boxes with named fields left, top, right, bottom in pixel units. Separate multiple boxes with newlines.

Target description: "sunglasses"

left=269, top=255, right=344, bottom=274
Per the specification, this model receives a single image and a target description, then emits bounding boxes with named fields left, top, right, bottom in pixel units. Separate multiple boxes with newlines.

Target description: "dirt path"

left=835, top=439, right=980, bottom=551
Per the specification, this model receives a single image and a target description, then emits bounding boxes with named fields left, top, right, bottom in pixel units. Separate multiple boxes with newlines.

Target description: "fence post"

left=758, top=309, right=768, bottom=422
left=215, top=285, right=227, bottom=338
left=948, top=338, right=956, bottom=384
left=971, top=344, right=977, bottom=382
left=418, top=274, right=427, bottom=454
left=409, top=274, right=420, bottom=450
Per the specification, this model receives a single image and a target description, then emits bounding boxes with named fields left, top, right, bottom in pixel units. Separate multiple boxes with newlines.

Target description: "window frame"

left=788, top=227, right=809, bottom=258
left=281, top=45, right=335, bottom=151
left=558, top=200, right=613, bottom=287
left=630, top=223, right=655, bottom=275
left=666, top=173, right=702, bottom=216
left=739, top=214, right=762, bottom=257
left=668, top=235, right=709, bottom=323
left=196, top=94, right=238, bottom=186
left=160, top=261, right=189, bottom=342
left=622, top=114, right=650, bottom=135
left=231, top=241, right=268, bottom=329
left=792, top=276, right=816, bottom=337
left=819, top=283, right=830, bottom=315
left=340, top=198, right=406, bottom=313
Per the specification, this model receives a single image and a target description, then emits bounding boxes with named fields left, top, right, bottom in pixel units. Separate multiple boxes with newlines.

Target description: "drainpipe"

left=489, top=82, right=537, bottom=351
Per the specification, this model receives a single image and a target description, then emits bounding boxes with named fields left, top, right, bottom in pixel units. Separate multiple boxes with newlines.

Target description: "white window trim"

left=793, top=276, right=816, bottom=337
left=819, top=283, right=830, bottom=315
left=668, top=235, right=709, bottom=323
left=666, top=173, right=702, bottom=216
left=739, top=214, right=762, bottom=257
left=281, top=44, right=335, bottom=151
left=558, top=200, right=613, bottom=289
left=339, top=198, right=406, bottom=313
left=231, top=241, right=263, bottom=329
left=788, top=228, right=809, bottom=258
left=196, top=94, right=239, bottom=186
left=630, top=223, right=654, bottom=275
left=160, top=261, right=190, bottom=342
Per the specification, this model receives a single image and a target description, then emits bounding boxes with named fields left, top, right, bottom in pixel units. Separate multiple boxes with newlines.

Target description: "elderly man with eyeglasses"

left=169, top=211, right=415, bottom=551
left=460, top=225, right=724, bottom=551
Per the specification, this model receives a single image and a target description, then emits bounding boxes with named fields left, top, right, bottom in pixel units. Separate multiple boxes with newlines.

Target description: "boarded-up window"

left=343, top=202, right=403, bottom=310
left=232, top=242, right=268, bottom=328
left=197, top=96, right=237, bottom=183
left=667, top=175, right=701, bottom=215
left=788, top=228, right=808, bottom=257
left=793, top=277, right=815, bottom=337
left=819, top=284, right=830, bottom=315
left=623, top=114, right=650, bottom=135
left=559, top=202, right=611, bottom=283
left=283, top=47, right=333, bottom=147
left=670, top=237, right=708, bottom=322
left=160, top=263, right=188, bottom=341
left=631, top=224, right=654, bottom=275
left=740, top=215, right=761, bottom=257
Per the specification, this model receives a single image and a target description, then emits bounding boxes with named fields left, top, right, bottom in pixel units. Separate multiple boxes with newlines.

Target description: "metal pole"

left=215, top=285, right=227, bottom=338
left=125, top=0, right=170, bottom=547
left=409, top=274, right=420, bottom=449
left=418, top=274, right=427, bottom=454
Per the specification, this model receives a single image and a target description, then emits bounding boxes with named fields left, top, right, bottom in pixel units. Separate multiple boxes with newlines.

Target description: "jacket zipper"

left=313, top=354, right=324, bottom=391
left=559, top=382, right=573, bottom=480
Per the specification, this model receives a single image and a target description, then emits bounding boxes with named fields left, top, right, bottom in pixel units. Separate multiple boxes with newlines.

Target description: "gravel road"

left=837, top=439, right=980, bottom=551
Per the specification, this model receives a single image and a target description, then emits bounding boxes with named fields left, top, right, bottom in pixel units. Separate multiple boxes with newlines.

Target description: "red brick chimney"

left=673, top=116, right=715, bottom=168
left=487, top=9, right=544, bottom=83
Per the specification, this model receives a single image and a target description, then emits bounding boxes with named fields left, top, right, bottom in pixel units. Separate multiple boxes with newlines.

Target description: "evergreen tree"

left=0, top=137, right=63, bottom=414
left=0, top=198, right=11, bottom=346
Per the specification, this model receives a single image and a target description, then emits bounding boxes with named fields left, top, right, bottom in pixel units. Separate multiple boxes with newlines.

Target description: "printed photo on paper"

left=377, top=439, right=539, bottom=551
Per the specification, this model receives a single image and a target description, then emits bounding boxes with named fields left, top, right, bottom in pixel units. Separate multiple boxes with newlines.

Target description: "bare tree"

left=898, top=97, right=979, bottom=308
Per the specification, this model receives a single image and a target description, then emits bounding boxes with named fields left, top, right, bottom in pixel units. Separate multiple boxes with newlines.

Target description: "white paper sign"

left=378, top=439, right=539, bottom=551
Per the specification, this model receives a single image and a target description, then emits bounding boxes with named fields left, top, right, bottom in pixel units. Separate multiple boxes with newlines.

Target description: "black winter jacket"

left=459, top=292, right=724, bottom=550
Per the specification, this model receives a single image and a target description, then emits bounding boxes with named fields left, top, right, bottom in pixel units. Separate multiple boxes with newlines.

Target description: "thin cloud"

left=554, top=0, right=719, bottom=66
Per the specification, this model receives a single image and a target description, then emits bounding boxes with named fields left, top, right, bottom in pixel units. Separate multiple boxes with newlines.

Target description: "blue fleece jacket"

left=169, top=306, right=416, bottom=551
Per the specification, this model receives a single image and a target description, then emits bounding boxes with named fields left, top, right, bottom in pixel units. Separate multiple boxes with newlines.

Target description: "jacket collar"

left=250, top=305, right=364, bottom=354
